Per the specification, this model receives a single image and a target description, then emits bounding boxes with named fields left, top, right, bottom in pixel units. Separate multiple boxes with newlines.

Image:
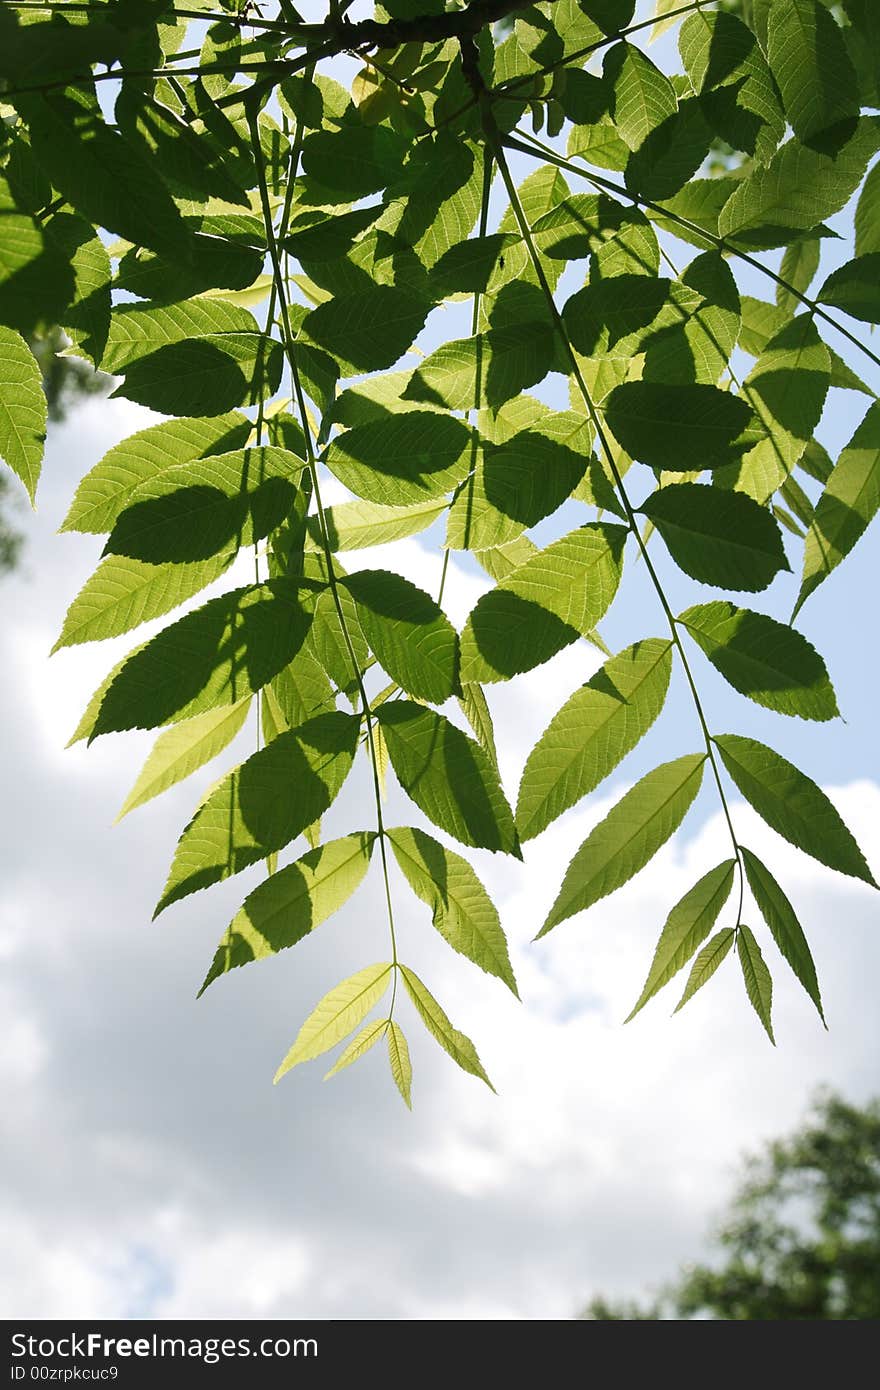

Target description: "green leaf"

left=199, top=833, right=376, bottom=994
left=816, top=254, right=880, bottom=324
left=564, top=274, right=672, bottom=358
left=403, top=323, right=555, bottom=411
left=460, top=524, right=627, bottom=684
left=678, top=9, right=784, bottom=162
left=777, top=238, right=821, bottom=314
left=105, top=447, right=302, bottom=564
left=674, top=928, right=735, bottom=1012
left=0, top=186, right=74, bottom=339
left=624, top=99, right=713, bottom=203
left=305, top=584, right=369, bottom=693
left=720, top=316, right=830, bottom=503
left=741, top=847, right=824, bottom=1023
left=533, top=196, right=659, bottom=276
left=517, top=639, right=673, bottom=842
left=52, top=552, right=233, bottom=650
left=679, top=602, right=838, bottom=722
left=399, top=965, right=494, bottom=1090
left=718, top=121, right=880, bottom=248
left=275, top=963, right=393, bottom=1080
left=538, top=754, right=707, bottom=937
left=765, top=0, right=858, bottom=153
left=301, top=125, right=409, bottom=197
left=626, top=860, right=736, bottom=1021
left=386, top=1022, right=413, bottom=1108
left=323, top=1019, right=388, bottom=1081
left=642, top=252, right=741, bottom=387
left=388, top=826, right=517, bottom=994
left=604, top=382, right=754, bottom=471
left=300, top=286, right=429, bottom=375
left=604, top=41, right=677, bottom=152
left=118, top=699, right=251, bottom=820
left=737, top=923, right=775, bottom=1043
left=376, top=702, right=518, bottom=856
left=103, top=297, right=282, bottom=417
left=445, top=425, right=588, bottom=552
left=341, top=569, right=459, bottom=704
left=432, top=233, right=519, bottom=294
left=305, top=496, right=446, bottom=553
left=458, top=683, right=498, bottom=769
left=794, top=401, right=880, bottom=616
left=714, top=734, right=876, bottom=886
left=640, top=483, right=790, bottom=591
left=90, top=582, right=316, bottom=737
left=157, top=710, right=361, bottom=914
left=325, top=411, right=472, bottom=507
left=855, top=161, right=880, bottom=256
left=61, top=413, right=251, bottom=535
left=0, top=325, right=46, bottom=503
left=47, top=212, right=112, bottom=368
left=18, top=86, right=191, bottom=257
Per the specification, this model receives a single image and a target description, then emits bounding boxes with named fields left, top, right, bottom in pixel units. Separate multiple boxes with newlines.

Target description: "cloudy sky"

left=1, top=376, right=877, bottom=1321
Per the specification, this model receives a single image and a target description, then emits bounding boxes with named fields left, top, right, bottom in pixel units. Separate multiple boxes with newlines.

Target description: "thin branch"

left=247, top=96, right=401, bottom=989
left=463, top=37, right=746, bottom=901
left=506, top=128, right=880, bottom=379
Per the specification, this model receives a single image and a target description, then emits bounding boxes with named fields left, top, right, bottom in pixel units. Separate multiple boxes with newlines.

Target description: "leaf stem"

left=504, top=128, right=880, bottom=379
left=470, top=52, right=746, bottom=905
left=248, top=99, right=400, bottom=992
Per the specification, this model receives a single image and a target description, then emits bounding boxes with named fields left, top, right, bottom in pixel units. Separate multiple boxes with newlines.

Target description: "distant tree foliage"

left=582, top=1093, right=880, bottom=1319
left=1, top=1, right=878, bottom=1101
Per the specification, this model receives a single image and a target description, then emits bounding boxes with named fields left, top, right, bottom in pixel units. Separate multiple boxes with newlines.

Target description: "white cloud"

left=3, top=399, right=879, bottom=1321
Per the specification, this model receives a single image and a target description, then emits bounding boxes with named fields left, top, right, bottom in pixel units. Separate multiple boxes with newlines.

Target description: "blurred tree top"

left=582, top=1093, right=880, bottom=1319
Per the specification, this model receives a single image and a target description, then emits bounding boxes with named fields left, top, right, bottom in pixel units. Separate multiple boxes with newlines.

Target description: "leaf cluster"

left=0, top=0, right=877, bottom=1102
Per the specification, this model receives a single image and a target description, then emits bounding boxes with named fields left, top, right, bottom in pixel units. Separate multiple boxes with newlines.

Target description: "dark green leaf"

left=604, top=382, right=754, bottom=471
left=765, top=0, right=858, bottom=153
left=301, top=286, right=429, bottom=375
left=446, top=425, right=589, bottom=551
left=61, top=412, right=251, bottom=535
left=325, top=411, right=472, bottom=507
left=679, top=602, right=838, bottom=721
left=90, top=581, right=317, bottom=737
left=341, top=569, right=460, bottom=704
left=376, top=702, right=518, bottom=856
left=105, top=447, right=302, bottom=564
left=640, top=483, right=790, bottom=591
left=460, top=524, right=626, bottom=683
left=718, top=122, right=880, bottom=249
left=817, top=254, right=880, bottom=324
left=714, top=734, right=876, bottom=886
left=18, top=87, right=191, bottom=257
left=404, top=323, right=556, bottom=411
left=157, top=710, right=361, bottom=914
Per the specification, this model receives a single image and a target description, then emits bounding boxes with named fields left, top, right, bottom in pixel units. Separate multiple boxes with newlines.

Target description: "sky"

left=2, top=0, right=880, bottom=1324
left=1, top=388, right=878, bottom=1321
